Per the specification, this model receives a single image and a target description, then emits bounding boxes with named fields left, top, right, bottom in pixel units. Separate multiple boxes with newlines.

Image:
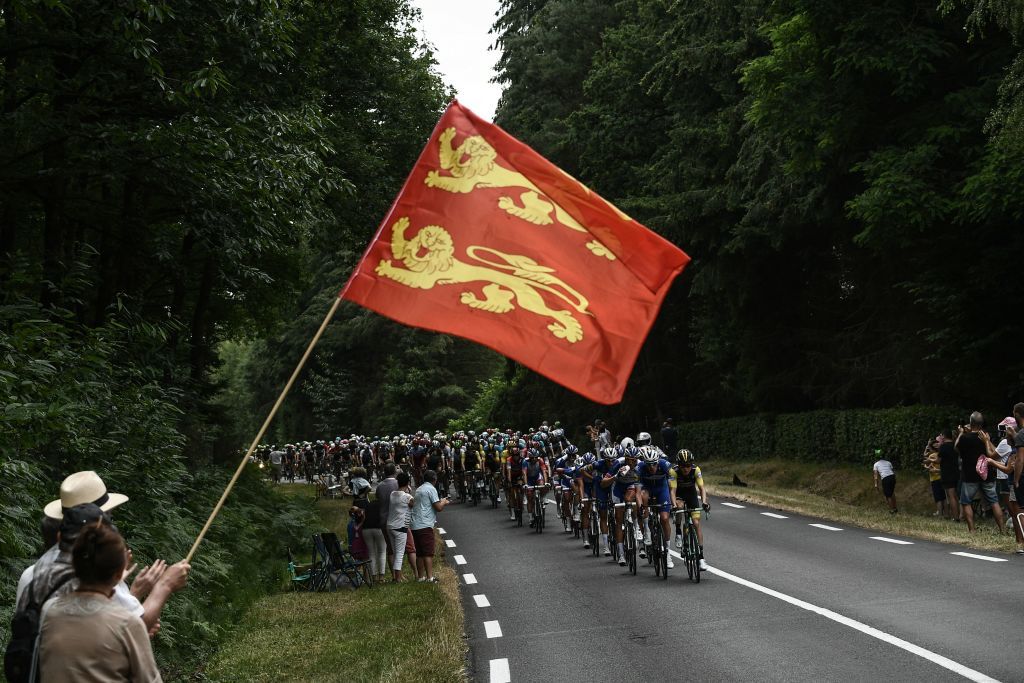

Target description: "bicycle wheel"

left=688, top=524, right=701, bottom=583
left=625, top=520, right=637, bottom=575
left=651, top=519, right=662, bottom=577
left=590, top=510, right=600, bottom=556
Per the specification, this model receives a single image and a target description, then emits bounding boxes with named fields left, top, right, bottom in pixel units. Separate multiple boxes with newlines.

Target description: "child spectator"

left=872, top=449, right=898, bottom=514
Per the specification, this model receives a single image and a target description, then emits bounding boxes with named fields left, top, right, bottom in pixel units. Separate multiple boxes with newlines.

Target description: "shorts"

left=644, top=484, right=672, bottom=508
left=1008, top=484, right=1017, bottom=504
left=940, top=479, right=958, bottom=490
left=960, top=480, right=998, bottom=506
left=880, top=475, right=895, bottom=498
left=996, top=479, right=1011, bottom=496
left=526, top=475, right=544, bottom=487
left=930, top=480, right=945, bottom=503
left=411, top=527, right=435, bottom=556
left=676, top=487, right=702, bottom=519
left=1015, top=480, right=1024, bottom=504
left=406, top=530, right=416, bottom=555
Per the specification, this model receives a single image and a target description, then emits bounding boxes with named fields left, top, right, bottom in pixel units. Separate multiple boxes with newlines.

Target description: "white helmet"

left=641, top=445, right=660, bottom=463
left=636, top=431, right=652, bottom=446
left=620, top=437, right=635, bottom=448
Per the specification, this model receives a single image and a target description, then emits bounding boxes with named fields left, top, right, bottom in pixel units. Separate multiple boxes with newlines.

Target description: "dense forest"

left=2, top=0, right=1024, bottom=673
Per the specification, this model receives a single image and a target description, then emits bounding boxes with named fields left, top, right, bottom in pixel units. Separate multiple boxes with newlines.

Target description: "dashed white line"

left=484, top=620, right=502, bottom=638
left=490, top=657, right=511, bottom=683
left=870, top=536, right=913, bottom=545
left=454, top=554, right=467, bottom=565
left=445, top=539, right=457, bottom=548
left=473, top=594, right=491, bottom=607
left=950, top=551, right=1008, bottom=563
left=666, top=550, right=997, bottom=683
left=760, top=512, right=788, bottom=519
left=463, top=573, right=477, bottom=584
left=437, top=527, right=446, bottom=535
left=809, top=523, right=843, bottom=531
left=720, top=502, right=745, bottom=508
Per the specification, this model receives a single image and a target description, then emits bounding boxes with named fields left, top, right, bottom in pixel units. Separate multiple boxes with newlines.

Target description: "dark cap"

left=59, top=503, right=107, bottom=545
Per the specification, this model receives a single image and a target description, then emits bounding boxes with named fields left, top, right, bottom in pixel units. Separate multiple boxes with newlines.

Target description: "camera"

left=998, top=424, right=1007, bottom=436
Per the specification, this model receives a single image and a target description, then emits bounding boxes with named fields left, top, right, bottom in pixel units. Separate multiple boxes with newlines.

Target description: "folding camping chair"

left=320, top=531, right=374, bottom=590
left=286, top=546, right=313, bottom=592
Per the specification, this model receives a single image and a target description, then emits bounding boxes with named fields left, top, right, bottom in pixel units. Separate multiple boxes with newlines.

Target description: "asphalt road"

left=438, top=493, right=1023, bottom=683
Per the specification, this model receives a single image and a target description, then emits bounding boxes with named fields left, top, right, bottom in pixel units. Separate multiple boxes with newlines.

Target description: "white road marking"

left=463, top=573, right=477, bottom=584
left=454, top=554, right=467, bottom=565
left=484, top=620, right=502, bottom=638
left=668, top=550, right=998, bottom=683
left=760, top=512, right=788, bottom=519
left=473, top=594, right=491, bottom=607
left=438, top=528, right=446, bottom=535
left=870, top=536, right=913, bottom=545
left=809, top=523, right=843, bottom=531
left=445, top=539, right=456, bottom=548
left=720, top=502, right=745, bottom=508
left=490, top=658, right=511, bottom=683
left=950, top=551, right=1008, bottom=563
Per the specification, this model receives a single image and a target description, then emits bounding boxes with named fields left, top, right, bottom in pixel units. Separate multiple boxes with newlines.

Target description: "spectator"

left=872, top=449, right=898, bottom=514
left=37, top=521, right=161, bottom=682
left=937, top=428, right=960, bottom=521
left=387, top=472, right=415, bottom=582
left=16, top=472, right=188, bottom=637
left=15, top=516, right=61, bottom=602
left=376, top=463, right=399, bottom=568
left=922, top=437, right=945, bottom=517
left=411, top=469, right=450, bottom=583
left=955, top=412, right=1006, bottom=534
left=660, top=419, right=678, bottom=460
left=988, top=414, right=1023, bottom=554
left=1014, top=403, right=1024, bottom=549
left=348, top=477, right=372, bottom=564
left=360, top=491, right=386, bottom=584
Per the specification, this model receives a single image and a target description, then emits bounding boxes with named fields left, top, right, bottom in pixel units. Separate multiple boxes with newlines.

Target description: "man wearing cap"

left=15, top=471, right=189, bottom=636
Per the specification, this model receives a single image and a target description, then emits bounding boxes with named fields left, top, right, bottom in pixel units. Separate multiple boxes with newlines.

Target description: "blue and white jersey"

left=636, top=459, right=672, bottom=487
left=591, top=459, right=615, bottom=497
left=609, top=457, right=640, bottom=497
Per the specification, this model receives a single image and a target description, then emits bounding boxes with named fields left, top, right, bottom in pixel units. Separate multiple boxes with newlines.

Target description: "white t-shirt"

left=873, top=459, right=895, bottom=479
left=17, top=563, right=143, bottom=618
left=269, top=450, right=284, bottom=465
left=995, top=440, right=1012, bottom=480
left=387, top=490, right=414, bottom=530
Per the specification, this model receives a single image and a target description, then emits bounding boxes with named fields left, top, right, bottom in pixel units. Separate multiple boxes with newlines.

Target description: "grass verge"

left=703, top=458, right=1019, bottom=554
left=203, top=484, right=467, bottom=682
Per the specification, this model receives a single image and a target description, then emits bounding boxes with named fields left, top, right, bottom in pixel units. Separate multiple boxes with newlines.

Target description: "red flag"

left=340, top=100, right=690, bottom=404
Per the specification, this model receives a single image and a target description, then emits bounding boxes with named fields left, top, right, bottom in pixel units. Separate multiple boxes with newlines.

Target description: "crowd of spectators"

left=6, top=471, right=190, bottom=682
left=917, top=405, right=1024, bottom=554
left=347, top=464, right=449, bottom=584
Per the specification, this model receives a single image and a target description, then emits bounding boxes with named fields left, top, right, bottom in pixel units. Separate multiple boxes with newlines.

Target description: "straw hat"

left=43, top=471, right=129, bottom=520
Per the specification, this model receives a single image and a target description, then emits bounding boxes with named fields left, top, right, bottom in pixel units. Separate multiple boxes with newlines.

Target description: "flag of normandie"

left=341, top=100, right=690, bottom=405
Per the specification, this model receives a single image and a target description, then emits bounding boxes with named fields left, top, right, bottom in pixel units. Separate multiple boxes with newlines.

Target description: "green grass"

left=704, top=458, right=1019, bottom=554
left=203, top=483, right=467, bottom=682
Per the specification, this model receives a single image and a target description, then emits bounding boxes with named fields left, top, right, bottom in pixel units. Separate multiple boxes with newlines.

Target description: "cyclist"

left=603, top=445, right=641, bottom=566
left=484, top=440, right=504, bottom=504
left=524, top=447, right=548, bottom=527
left=463, top=433, right=482, bottom=495
left=504, top=441, right=527, bottom=521
left=590, top=447, right=617, bottom=555
left=672, top=448, right=709, bottom=570
left=554, top=446, right=579, bottom=531
left=636, top=445, right=674, bottom=569
left=575, top=452, right=598, bottom=549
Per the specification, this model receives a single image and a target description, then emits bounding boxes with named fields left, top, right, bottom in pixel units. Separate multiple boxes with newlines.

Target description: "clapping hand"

left=129, top=558, right=168, bottom=599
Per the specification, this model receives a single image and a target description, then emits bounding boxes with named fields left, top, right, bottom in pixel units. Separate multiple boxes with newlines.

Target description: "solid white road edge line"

left=445, top=539, right=456, bottom=548
left=870, top=536, right=914, bottom=545
left=473, top=594, right=491, bottom=607
left=438, top=528, right=446, bottom=535
left=454, top=554, right=467, bottom=565
left=760, top=512, right=788, bottom=519
left=809, top=523, right=843, bottom=531
left=463, top=573, right=477, bottom=584
left=720, top=502, right=745, bottom=508
left=490, top=657, right=511, bottom=683
left=950, top=551, right=1008, bottom=563
left=484, top=620, right=502, bottom=638
left=667, top=550, right=998, bottom=683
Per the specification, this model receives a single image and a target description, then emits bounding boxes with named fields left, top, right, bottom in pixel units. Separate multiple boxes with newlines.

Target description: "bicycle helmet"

left=564, top=444, right=578, bottom=458
left=619, top=437, right=634, bottom=448
left=601, top=446, right=617, bottom=461
left=581, top=453, right=597, bottom=467
left=621, top=445, right=640, bottom=460
left=677, top=448, right=694, bottom=465
left=551, top=428, right=564, bottom=439
left=527, top=447, right=540, bottom=459
left=636, top=431, right=652, bottom=446
left=641, top=445, right=660, bottom=463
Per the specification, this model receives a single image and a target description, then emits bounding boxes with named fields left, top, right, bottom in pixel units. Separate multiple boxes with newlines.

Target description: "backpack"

left=4, top=574, right=72, bottom=683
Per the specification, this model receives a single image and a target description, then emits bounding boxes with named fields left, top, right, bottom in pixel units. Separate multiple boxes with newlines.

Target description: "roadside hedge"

left=677, top=406, right=978, bottom=469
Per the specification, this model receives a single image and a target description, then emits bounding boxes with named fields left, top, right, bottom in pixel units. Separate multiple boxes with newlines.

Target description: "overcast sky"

left=410, top=0, right=504, bottom=121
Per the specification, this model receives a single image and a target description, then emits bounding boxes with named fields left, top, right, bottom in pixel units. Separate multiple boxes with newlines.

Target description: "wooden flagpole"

left=185, top=295, right=343, bottom=563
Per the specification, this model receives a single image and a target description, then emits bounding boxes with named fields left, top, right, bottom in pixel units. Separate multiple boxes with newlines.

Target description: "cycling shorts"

left=526, top=474, right=544, bottom=487
left=644, top=483, right=672, bottom=507
left=676, top=487, right=702, bottom=519
left=612, top=482, right=638, bottom=501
